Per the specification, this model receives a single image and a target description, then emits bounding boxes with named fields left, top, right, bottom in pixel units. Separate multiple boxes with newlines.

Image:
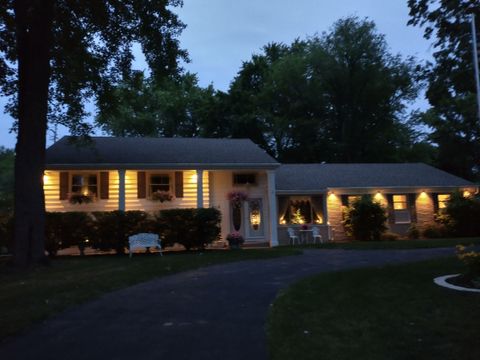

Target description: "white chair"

left=312, top=226, right=323, bottom=244
left=287, top=227, right=300, bottom=245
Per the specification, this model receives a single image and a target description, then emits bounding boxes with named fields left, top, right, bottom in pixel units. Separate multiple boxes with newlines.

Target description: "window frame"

left=149, top=173, right=171, bottom=195
left=278, top=195, right=324, bottom=225
left=392, top=194, right=411, bottom=224
left=437, top=194, right=451, bottom=210
left=70, top=173, right=98, bottom=198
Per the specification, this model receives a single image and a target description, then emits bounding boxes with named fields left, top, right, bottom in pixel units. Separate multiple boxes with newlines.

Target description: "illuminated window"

left=71, top=174, right=98, bottom=196
left=150, top=174, right=170, bottom=194
left=438, top=194, right=450, bottom=209
left=347, top=195, right=361, bottom=205
left=392, top=195, right=411, bottom=224
left=393, top=195, right=408, bottom=210
left=278, top=196, right=324, bottom=225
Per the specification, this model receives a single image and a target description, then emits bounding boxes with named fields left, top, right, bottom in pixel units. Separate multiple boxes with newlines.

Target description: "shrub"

left=155, top=208, right=222, bottom=250
left=91, top=211, right=151, bottom=254
left=456, top=245, right=480, bottom=279
left=407, top=224, right=420, bottom=239
left=45, top=212, right=94, bottom=256
left=380, top=232, right=401, bottom=241
left=343, top=195, right=387, bottom=241
left=443, top=192, right=480, bottom=237
left=422, top=223, right=448, bottom=239
left=191, top=208, right=222, bottom=249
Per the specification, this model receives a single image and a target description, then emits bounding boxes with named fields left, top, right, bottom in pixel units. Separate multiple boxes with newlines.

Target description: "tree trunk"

left=13, top=0, right=54, bottom=267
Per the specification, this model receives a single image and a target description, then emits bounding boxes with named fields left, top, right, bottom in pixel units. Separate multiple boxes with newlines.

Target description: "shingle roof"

left=46, top=136, right=279, bottom=169
left=276, top=163, right=475, bottom=191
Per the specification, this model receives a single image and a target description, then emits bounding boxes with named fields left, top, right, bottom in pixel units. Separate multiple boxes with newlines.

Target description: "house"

left=44, top=137, right=477, bottom=246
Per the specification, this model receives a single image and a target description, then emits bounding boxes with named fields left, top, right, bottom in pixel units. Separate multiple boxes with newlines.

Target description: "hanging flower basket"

left=227, top=191, right=248, bottom=208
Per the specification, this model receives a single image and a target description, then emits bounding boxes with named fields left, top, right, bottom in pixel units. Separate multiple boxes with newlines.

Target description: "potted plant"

left=226, top=231, right=244, bottom=250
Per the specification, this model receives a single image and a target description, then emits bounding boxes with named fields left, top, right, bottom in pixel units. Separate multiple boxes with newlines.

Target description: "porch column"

left=267, top=170, right=279, bottom=247
left=118, top=169, right=126, bottom=211
left=196, top=169, right=204, bottom=208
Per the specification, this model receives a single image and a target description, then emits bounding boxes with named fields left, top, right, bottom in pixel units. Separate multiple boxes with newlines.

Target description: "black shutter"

left=175, top=171, right=184, bottom=198
left=408, top=193, right=417, bottom=223
left=386, top=194, right=395, bottom=224
left=432, top=193, right=439, bottom=213
left=137, top=171, right=146, bottom=199
left=59, top=172, right=69, bottom=200
left=100, top=172, right=109, bottom=199
left=341, top=195, right=349, bottom=207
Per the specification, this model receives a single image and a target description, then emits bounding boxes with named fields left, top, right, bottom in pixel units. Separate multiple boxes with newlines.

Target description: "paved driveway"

left=0, top=248, right=456, bottom=360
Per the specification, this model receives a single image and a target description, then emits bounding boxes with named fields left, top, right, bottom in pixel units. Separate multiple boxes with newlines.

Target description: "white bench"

left=128, top=233, right=162, bottom=258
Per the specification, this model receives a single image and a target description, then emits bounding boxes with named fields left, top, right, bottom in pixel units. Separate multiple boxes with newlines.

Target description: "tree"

left=226, top=17, right=431, bottom=162
left=0, top=147, right=14, bottom=214
left=0, top=1, right=187, bottom=267
left=408, top=0, right=480, bottom=180
left=96, top=71, right=219, bottom=137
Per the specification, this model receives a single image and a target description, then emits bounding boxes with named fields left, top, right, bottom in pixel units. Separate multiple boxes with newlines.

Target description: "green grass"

left=289, top=237, right=480, bottom=250
left=0, top=248, right=299, bottom=340
left=267, top=257, right=480, bottom=360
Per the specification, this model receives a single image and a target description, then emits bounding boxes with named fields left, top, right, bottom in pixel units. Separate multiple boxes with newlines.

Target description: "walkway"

left=0, top=247, right=456, bottom=360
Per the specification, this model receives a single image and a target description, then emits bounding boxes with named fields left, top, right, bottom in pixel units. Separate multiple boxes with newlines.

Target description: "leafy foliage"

left=442, top=192, right=480, bottom=237
left=343, top=195, right=387, bottom=241
left=408, top=0, right=480, bottom=179
left=225, top=17, right=429, bottom=162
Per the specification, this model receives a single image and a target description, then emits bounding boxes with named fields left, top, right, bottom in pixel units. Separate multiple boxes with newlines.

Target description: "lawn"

left=290, top=237, right=480, bottom=250
left=267, top=256, right=480, bottom=360
left=0, top=248, right=299, bottom=340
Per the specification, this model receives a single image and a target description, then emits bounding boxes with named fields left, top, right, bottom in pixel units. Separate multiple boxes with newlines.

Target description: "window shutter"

left=59, top=172, right=69, bottom=200
left=100, top=172, right=109, bottom=199
left=137, top=171, right=146, bottom=199
left=386, top=194, right=395, bottom=224
left=432, top=193, right=439, bottom=213
left=175, top=171, right=184, bottom=198
left=341, top=195, right=349, bottom=207
left=408, top=194, right=417, bottom=223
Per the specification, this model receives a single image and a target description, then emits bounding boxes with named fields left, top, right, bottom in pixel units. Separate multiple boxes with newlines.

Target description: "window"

left=392, top=195, right=410, bottom=223
left=438, top=194, right=450, bottom=209
left=150, top=174, right=170, bottom=194
left=71, top=174, right=97, bottom=197
left=347, top=195, right=361, bottom=205
left=393, top=195, right=408, bottom=210
left=278, top=196, right=324, bottom=225
left=233, top=173, right=256, bottom=185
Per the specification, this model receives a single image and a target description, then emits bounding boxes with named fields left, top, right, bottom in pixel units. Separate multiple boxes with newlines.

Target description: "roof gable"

left=46, top=136, right=279, bottom=169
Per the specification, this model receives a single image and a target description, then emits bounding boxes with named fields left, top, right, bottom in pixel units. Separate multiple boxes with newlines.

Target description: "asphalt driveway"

left=0, top=247, right=456, bottom=360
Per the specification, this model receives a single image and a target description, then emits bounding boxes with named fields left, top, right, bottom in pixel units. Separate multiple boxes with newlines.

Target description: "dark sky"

left=0, top=0, right=433, bottom=148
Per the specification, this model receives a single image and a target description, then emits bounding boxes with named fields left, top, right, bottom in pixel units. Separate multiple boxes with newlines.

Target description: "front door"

left=230, top=198, right=265, bottom=241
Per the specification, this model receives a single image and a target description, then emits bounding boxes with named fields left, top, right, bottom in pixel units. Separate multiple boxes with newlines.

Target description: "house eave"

left=45, top=162, right=280, bottom=171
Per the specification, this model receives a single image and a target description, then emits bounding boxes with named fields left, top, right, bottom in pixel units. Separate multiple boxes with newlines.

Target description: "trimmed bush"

left=343, top=195, right=387, bottom=241
left=90, top=211, right=151, bottom=254
left=45, top=212, right=94, bottom=256
left=155, top=208, right=221, bottom=250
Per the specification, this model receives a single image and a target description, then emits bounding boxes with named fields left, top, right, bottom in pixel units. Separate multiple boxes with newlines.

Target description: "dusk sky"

left=0, top=0, right=433, bottom=149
